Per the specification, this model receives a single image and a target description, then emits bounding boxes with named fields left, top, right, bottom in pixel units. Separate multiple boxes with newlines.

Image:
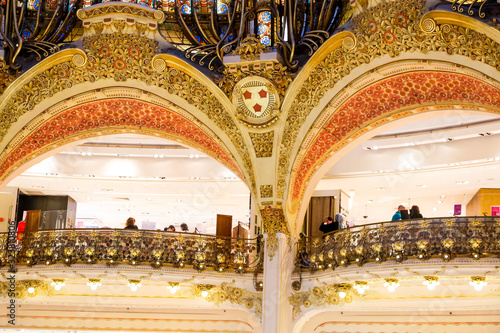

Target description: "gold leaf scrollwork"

left=420, top=17, right=436, bottom=33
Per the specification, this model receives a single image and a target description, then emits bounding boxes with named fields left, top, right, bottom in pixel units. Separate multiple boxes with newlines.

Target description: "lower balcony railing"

left=296, top=216, right=500, bottom=271
left=0, top=229, right=263, bottom=274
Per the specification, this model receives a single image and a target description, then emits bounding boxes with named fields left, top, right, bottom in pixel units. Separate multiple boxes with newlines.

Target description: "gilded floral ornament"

left=0, top=280, right=52, bottom=300
left=0, top=60, right=17, bottom=95
left=249, top=131, right=274, bottom=157
left=260, top=185, right=273, bottom=198
left=200, top=282, right=262, bottom=318
left=231, top=36, right=269, bottom=61
left=260, top=206, right=289, bottom=260
left=289, top=283, right=357, bottom=319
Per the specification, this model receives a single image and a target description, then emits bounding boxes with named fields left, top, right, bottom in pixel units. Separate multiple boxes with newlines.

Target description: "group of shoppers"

left=392, top=205, right=423, bottom=221
left=124, top=217, right=190, bottom=232
left=318, top=205, right=424, bottom=235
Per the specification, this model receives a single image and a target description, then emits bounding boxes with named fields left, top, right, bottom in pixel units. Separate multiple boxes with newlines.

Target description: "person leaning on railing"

left=319, top=216, right=338, bottom=234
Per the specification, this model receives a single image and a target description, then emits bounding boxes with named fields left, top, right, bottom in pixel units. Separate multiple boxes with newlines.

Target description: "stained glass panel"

left=257, top=11, right=271, bottom=46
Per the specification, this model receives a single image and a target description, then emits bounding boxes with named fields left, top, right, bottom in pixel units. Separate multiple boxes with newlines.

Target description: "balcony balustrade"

left=296, top=216, right=500, bottom=272
left=0, top=229, right=263, bottom=274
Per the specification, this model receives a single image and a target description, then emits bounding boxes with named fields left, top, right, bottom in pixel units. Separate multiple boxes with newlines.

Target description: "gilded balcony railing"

left=3, top=229, right=263, bottom=274
left=296, top=217, right=500, bottom=272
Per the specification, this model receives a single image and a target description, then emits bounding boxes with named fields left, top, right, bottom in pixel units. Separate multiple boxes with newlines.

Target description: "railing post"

left=262, top=232, right=293, bottom=333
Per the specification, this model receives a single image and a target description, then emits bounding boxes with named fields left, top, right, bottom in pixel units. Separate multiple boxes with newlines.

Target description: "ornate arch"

left=0, top=3, right=258, bottom=191
left=286, top=69, right=500, bottom=233
left=0, top=95, right=245, bottom=188
left=276, top=0, right=500, bottom=216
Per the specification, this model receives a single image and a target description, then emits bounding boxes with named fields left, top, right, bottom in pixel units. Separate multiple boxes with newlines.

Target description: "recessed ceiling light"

left=440, top=195, right=446, bottom=198
left=433, top=207, right=437, bottom=211
left=437, top=200, right=442, bottom=204
left=416, top=185, right=427, bottom=188
left=147, top=198, right=152, bottom=201
left=456, top=181, right=469, bottom=185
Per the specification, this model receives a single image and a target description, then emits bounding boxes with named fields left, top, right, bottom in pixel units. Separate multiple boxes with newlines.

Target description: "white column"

left=262, top=232, right=293, bottom=333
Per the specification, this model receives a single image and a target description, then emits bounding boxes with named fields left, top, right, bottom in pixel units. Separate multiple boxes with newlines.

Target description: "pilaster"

left=262, top=232, right=294, bottom=333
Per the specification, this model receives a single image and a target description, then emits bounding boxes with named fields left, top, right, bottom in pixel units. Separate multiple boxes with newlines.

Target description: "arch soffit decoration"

left=0, top=95, right=247, bottom=189
left=273, top=0, right=500, bottom=225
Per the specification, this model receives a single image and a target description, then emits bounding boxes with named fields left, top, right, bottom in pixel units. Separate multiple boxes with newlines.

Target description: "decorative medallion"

left=233, top=76, right=280, bottom=127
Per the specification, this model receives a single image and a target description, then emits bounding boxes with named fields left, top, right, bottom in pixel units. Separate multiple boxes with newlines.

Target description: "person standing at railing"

left=336, top=213, right=347, bottom=229
left=319, top=216, right=338, bottom=234
left=124, top=217, right=138, bottom=230
left=164, top=225, right=175, bottom=232
left=392, top=205, right=406, bottom=221
left=180, top=223, right=189, bottom=232
left=409, top=205, right=423, bottom=219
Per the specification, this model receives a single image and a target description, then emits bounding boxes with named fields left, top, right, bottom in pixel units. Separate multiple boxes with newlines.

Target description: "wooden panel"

left=305, top=196, right=335, bottom=237
left=25, top=210, right=41, bottom=233
left=216, top=214, right=232, bottom=238
left=466, top=188, right=500, bottom=216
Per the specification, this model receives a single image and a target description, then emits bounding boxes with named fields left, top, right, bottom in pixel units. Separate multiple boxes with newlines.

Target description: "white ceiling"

left=6, top=112, right=500, bottom=230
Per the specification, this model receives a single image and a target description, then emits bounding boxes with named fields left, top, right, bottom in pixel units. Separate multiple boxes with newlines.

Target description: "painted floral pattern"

left=0, top=99, right=243, bottom=182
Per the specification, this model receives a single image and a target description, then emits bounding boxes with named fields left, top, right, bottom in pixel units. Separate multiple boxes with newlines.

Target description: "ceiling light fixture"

left=423, top=276, right=440, bottom=290
left=128, top=280, right=142, bottom=292
left=353, top=281, right=369, bottom=294
left=87, top=279, right=101, bottom=290
left=51, top=279, right=65, bottom=291
left=167, top=282, right=180, bottom=294
left=469, top=276, right=487, bottom=291
left=384, top=278, right=400, bottom=292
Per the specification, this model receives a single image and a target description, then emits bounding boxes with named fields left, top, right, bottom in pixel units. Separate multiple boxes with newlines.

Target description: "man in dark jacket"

left=319, top=216, right=338, bottom=234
